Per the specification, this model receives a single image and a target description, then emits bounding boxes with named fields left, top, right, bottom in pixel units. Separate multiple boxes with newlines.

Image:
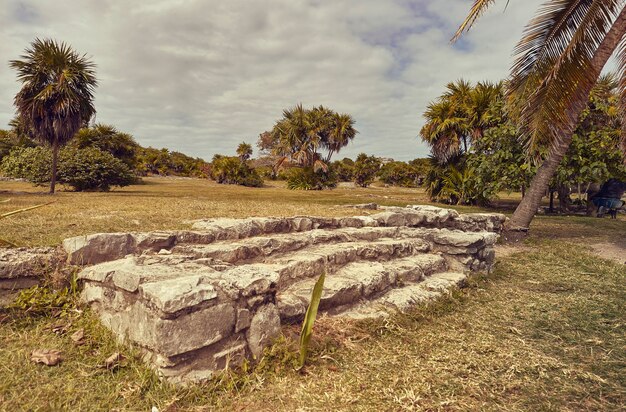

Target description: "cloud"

left=0, top=0, right=542, bottom=161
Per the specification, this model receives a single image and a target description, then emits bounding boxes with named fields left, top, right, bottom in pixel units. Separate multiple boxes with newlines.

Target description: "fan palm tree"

left=421, top=80, right=503, bottom=163
left=454, top=1, right=626, bottom=232
left=324, top=112, right=358, bottom=163
left=270, top=104, right=357, bottom=172
left=10, top=38, right=97, bottom=193
left=236, top=142, right=253, bottom=162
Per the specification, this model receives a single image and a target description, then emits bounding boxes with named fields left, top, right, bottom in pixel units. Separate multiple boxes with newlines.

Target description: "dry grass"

left=0, top=177, right=433, bottom=247
left=0, top=178, right=624, bottom=411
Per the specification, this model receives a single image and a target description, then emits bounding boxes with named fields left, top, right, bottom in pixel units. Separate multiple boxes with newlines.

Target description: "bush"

left=211, top=156, right=263, bottom=187
left=331, top=158, right=354, bottom=181
left=377, top=161, right=420, bottom=187
left=0, top=146, right=52, bottom=183
left=57, top=147, right=136, bottom=191
left=0, top=146, right=136, bottom=191
left=353, top=153, right=381, bottom=187
left=286, top=167, right=337, bottom=190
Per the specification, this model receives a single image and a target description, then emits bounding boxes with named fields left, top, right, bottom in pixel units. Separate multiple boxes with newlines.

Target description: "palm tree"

left=421, top=80, right=503, bottom=163
left=454, top=1, right=626, bottom=232
left=270, top=104, right=357, bottom=172
left=236, top=142, right=253, bottom=162
left=325, top=112, right=358, bottom=163
left=10, top=38, right=97, bottom=193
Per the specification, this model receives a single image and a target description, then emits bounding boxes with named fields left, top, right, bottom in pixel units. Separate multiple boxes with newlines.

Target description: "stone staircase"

left=65, top=205, right=505, bottom=383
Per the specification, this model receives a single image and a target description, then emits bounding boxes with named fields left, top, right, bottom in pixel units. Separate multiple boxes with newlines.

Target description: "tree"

left=73, top=124, right=140, bottom=169
left=455, top=1, right=626, bottom=233
left=10, top=38, right=97, bottom=194
left=236, top=142, right=253, bottom=161
left=265, top=104, right=357, bottom=172
left=353, top=153, right=381, bottom=187
left=421, top=80, right=503, bottom=163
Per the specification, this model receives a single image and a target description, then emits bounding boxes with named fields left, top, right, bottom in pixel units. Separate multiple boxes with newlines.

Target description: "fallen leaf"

left=71, top=328, right=85, bottom=344
left=49, top=321, right=72, bottom=335
left=31, top=349, right=63, bottom=366
left=103, top=352, right=125, bottom=369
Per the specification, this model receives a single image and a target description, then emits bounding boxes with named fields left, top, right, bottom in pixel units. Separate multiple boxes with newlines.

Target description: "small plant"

left=297, top=272, right=325, bottom=370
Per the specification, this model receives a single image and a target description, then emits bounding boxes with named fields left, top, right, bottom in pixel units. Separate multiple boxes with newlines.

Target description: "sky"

left=0, top=0, right=544, bottom=161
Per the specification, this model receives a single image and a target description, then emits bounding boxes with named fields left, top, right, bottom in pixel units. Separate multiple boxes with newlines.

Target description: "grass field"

left=0, top=178, right=624, bottom=411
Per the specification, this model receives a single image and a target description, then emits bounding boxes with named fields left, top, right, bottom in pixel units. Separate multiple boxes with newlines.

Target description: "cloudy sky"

left=0, top=0, right=543, bottom=161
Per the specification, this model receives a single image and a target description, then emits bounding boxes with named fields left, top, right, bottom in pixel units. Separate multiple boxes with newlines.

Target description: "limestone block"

left=155, top=303, right=236, bottom=357
left=140, top=275, right=218, bottom=314
left=276, top=293, right=307, bottom=320
left=0, top=247, right=58, bottom=279
left=133, top=231, right=177, bottom=252
left=218, top=264, right=279, bottom=299
left=246, top=304, right=282, bottom=358
left=373, top=211, right=407, bottom=227
left=235, top=308, right=252, bottom=332
left=63, top=233, right=135, bottom=265
left=290, top=217, right=313, bottom=232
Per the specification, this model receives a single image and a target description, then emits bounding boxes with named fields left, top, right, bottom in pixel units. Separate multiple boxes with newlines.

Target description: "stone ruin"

left=1, top=205, right=506, bottom=383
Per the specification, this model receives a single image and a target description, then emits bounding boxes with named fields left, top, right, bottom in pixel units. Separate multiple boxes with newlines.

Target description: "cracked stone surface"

left=65, top=205, right=506, bottom=383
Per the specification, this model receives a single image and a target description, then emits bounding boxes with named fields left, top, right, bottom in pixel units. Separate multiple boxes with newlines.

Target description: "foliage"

left=353, top=153, right=381, bottom=187
left=298, top=272, right=325, bottom=370
left=377, top=161, right=421, bottom=187
left=72, top=124, right=140, bottom=169
left=9, top=281, right=78, bottom=317
left=0, top=146, right=52, bottom=184
left=286, top=167, right=337, bottom=190
left=10, top=38, right=97, bottom=193
left=420, top=80, right=503, bottom=163
left=210, top=155, right=263, bottom=187
left=0, top=128, right=37, bottom=161
left=136, top=147, right=208, bottom=177
left=262, top=104, right=357, bottom=177
left=467, top=123, right=535, bottom=195
left=330, top=157, right=354, bottom=181
left=236, top=142, right=253, bottom=161
left=1, top=146, right=135, bottom=191
left=57, top=147, right=136, bottom=191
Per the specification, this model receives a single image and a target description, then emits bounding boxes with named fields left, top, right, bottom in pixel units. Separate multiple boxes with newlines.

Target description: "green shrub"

left=0, top=146, right=136, bottom=191
left=286, top=167, right=337, bottom=190
left=211, top=155, right=263, bottom=187
left=0, top=146, right=52, bottom=183
left=57, top=147, right=136, bottom=191
left=353, top=153, right=381, bottom=187
left=377, top=161, right=419, bottom=187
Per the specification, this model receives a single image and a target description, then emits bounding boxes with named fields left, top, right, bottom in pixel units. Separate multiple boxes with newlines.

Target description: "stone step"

left=170, top=226, right=403, bottom=264
left=339, top=271, right=467, bottom=319
left=276, top=254, right=448, bottom=321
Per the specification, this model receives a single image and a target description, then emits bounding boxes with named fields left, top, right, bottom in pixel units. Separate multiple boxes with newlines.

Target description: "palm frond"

left=452, top=0, right=503, bottom=42
left=508, top=1, right=623, bottom=154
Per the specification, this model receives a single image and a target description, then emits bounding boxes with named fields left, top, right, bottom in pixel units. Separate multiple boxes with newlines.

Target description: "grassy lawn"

left=0, top=178, right=624, bottom=411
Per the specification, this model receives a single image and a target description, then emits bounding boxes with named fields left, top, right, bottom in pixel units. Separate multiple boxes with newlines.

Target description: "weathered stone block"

left=63, top=233, right=135, bottom=265
left=246, top=304, right=281, bottom=358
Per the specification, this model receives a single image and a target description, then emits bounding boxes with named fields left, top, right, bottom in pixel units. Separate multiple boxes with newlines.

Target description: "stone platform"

left=67, top=205, right=505, bottom=383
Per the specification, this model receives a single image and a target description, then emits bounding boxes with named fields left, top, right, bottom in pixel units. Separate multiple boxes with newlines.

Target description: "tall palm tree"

left=454, top=1, right=626, bottom=232
left=10, top=38, right=97, bottom=193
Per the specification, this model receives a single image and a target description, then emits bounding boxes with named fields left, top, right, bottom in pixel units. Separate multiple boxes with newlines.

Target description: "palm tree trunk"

left=506, top=7, right=626, bottom=232
left=50, top=141, right=58, bottom=194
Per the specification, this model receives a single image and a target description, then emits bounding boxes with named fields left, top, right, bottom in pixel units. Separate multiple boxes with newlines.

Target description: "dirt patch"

left=589, top=242, right=626, bottom=264
left=495, top=244, right=532, bottom=258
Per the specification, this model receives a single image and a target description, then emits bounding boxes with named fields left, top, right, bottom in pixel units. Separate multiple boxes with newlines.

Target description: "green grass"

left=0, top=177, right=624, bottom=411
